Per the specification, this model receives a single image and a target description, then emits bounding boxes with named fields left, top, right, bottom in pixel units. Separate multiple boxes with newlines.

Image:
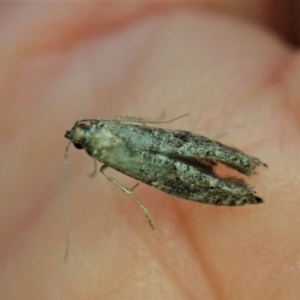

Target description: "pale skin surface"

left=1, top=2, right=300, bottom=299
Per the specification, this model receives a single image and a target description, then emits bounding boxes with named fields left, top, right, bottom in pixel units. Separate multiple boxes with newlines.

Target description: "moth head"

left=64, top=122, right=88, bottom=150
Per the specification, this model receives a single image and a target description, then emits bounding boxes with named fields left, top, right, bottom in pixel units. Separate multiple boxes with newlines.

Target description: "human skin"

left=1, top=2, right=300, bottom=299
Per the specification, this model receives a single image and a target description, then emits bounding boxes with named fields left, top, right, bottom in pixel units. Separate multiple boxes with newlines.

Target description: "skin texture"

left=1, top=2, right=300, bottom=299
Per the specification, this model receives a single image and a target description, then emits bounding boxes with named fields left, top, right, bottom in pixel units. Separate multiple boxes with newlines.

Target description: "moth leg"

left=211, top=132, right=227, bottom=140
left=130, top=182, right=140, bottom=191
left=100, top=165, right=154, bottom=230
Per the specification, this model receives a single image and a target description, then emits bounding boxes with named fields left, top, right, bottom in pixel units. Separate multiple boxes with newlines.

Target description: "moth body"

left=65, top=118, right=266, bottom=206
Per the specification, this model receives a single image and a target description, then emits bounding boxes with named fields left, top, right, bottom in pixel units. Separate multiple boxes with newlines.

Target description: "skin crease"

left=1, top=2, right=300, bottom=299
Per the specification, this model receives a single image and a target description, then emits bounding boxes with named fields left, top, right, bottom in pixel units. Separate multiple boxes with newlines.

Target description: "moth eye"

left=74, top=143, right=83, bottom=150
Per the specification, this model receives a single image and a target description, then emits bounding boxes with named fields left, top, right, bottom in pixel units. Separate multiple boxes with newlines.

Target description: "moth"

left=64, top=114, right=267, bottom=230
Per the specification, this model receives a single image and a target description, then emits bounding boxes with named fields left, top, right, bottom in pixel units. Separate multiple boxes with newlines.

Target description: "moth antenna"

left=115, top=114, right=189, bottom=125
left=63, top=141, right=72, bottom=263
